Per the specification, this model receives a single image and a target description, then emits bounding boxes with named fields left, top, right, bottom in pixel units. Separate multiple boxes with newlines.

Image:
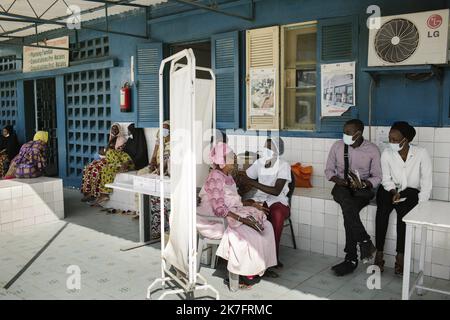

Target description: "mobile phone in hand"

left=394, top=197, right=407, bottom=203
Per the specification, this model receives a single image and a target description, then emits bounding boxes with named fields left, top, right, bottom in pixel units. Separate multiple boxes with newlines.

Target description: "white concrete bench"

left=106, top=172, right=138, bottom=211
left=282, top=187, right=450, bottom=281
left=0, top=177, right=64, bottom=231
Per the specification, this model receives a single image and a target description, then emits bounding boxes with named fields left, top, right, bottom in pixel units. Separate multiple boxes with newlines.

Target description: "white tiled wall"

left=227, top=127, right=450, bottom=280
left=0, top=177, right=64, bottom=231
left=228, top=126, right=450, bottom=201
left=282, top=199, right=450, bottom=280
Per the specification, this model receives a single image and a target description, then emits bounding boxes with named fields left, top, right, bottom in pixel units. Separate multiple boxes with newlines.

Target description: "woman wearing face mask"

left=239, top=138, right=292, bottom=269
left=197, top=142, right=277, bottom=289
left=374, top=122, right=432, bottom=275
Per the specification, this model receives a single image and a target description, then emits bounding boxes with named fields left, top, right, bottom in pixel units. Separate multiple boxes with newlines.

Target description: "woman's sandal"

left=223, top=278, right=253, bottom=290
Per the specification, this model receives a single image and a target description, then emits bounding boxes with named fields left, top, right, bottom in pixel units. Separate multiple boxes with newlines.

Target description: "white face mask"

left=343, top=133, right=355, bottom=146
left=162, top=128, right=170, bottom=138
left=390, top=139, right=406, bottom=153
left=259, top=147, right=275, bottom=160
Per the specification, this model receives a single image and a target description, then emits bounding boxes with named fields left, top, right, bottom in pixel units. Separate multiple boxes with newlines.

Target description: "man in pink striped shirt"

left=325, top=119, right=382, bottom=277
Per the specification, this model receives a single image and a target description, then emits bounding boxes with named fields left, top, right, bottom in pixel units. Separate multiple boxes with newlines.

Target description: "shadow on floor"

left=63, top=188, right=140, bottom=242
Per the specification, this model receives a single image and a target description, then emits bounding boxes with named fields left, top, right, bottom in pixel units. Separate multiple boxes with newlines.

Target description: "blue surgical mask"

left=162, top=128, right=170, bottom=138
left=343, top=134, right=355, bottom=146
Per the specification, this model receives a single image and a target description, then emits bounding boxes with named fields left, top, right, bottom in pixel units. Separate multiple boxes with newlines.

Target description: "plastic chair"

left=196, top=214, right=227, bottom=272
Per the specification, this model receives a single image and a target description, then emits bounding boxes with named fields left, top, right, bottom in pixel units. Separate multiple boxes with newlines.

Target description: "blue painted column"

left=55, top=75, right=67, bottom=182
left=15, top=79, right=26, bottom=144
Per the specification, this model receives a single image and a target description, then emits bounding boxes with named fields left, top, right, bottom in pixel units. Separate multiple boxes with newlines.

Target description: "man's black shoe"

left=332, top=260, right=358, bottom=276
left=359, top=239, right=376, bottom=264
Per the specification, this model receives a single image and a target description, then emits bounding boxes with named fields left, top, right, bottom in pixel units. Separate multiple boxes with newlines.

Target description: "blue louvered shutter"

left=212, top=32, right=240, bottom=129
left=136, top=42, right=163, bottom=128
left=318, top=16, right=358, bottom=132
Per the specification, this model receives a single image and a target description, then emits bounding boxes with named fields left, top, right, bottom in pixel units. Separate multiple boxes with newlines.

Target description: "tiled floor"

left=1, top=188, right=450, bottom=300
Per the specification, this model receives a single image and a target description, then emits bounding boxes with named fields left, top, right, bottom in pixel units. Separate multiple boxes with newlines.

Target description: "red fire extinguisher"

left=120, top=82, right=131, bottom=112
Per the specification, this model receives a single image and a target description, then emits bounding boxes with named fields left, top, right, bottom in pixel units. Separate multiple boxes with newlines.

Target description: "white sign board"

left=23, top=36, right=69, bottom=73
left=321, top=62, right=356, bottom=117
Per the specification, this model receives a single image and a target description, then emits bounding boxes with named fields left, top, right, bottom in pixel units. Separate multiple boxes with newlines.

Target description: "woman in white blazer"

left=374, top=122, right=432, bottom=275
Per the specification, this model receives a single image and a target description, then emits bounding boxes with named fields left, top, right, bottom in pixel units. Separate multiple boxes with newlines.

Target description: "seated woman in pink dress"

left=197, top=142, right=277, bottom=289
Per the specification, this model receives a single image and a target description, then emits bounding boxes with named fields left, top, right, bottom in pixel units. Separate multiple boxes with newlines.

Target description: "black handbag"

left=344, top=145, right=375, bottom=201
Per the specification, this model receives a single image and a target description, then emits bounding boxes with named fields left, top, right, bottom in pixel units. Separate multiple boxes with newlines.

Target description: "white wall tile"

left=313, top=164, right=325, bottom=177
left=324, top=242, right=338, bottom=257
left=312, top=151, right=325, bottom=164
left=432, top=188, right=449, bottom=201
left=418, top=127, right=435, bottom=142
left=433, top=173, right=449, bottom=188
left=311, top=239, right=324, bottom=254
left=0, top=188, right=11, bottom=201
left=311, top=212, right=324, bottom=227
left=299, top=196, right=312, bottom=211
left=324, top=228, right=338, bottom=244
left=312, top=139, right=325, bottom=151
left=301, top=150, right=313, bottom=164
left=300, top=138, right=313, bottom=151
left=311, top=198, right=325, bottom=213
left=434, top=128, right=450, bottom=143
left=312, top=176, right=324, bottom=188
left=299, top=238, right=311, bottom=251
left=431, top=248, right=450, bottom=266
left=433, top=158, right=450, bottom=173
left=298, top=224, right=311, bottom=239
left=432, top=231, right=450, bottom=249
left=311, top=226, right=324, bottom=241
left=325, top=200, right=338, bottom=215
left=324, top=214, right=338, bottom=229
left=299, top=210, right=311, bottom=225
left=431, top=264, right=450, bottom=280
left=418, top=142, right=434, bottom=157
left=434, top=143, right=450, bottom=158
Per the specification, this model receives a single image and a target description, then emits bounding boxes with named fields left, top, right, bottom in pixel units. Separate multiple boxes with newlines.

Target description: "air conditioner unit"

left=368, top=9, right=449, bottom=66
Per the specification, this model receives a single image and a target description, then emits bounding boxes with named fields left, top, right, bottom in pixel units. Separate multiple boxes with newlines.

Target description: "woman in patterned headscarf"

left=80, top=123, right=128, bottom=203
left=4, top=131, right=48, bottom=179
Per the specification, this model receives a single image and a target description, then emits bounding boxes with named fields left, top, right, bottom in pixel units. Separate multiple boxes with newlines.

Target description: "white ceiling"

left=0, top=0, right=167, bottom=41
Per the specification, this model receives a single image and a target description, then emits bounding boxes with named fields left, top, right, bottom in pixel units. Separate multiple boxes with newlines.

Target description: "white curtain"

left=164, top=65, right=194, bottom=275
left=195, top=78, right=214, bottom=187
left=163, top=65, right=214, bottom=277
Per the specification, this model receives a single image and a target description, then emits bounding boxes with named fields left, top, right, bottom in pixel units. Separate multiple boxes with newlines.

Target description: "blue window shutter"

left=136, top=42, right=163, bottom=128
left=317, top=16, right=358, bottom=133
left=212, top=31, right=240, bottom=129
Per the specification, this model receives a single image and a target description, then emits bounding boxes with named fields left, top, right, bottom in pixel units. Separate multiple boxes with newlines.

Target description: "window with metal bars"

left=65, top=68, right=112, bottom=178
left=0, top=55, right=17, bottom=73
left=69, top=37, right=110, bottom=62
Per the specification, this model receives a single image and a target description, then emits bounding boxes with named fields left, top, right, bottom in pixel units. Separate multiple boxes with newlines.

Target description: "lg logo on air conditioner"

left=427, top=14, right=443, bottom=38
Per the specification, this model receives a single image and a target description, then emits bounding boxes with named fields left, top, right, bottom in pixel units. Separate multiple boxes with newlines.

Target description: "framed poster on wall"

left=249, top=67, right=277, bottom=117
left=320, top=61, right=355, bottom=117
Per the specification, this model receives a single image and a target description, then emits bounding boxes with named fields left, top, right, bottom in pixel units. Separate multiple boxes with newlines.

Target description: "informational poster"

left=321, top=62, right=356, bottom=117
left=23, top=36, right=69, bottom=73
left=249, top=67, right=276, bottom=116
